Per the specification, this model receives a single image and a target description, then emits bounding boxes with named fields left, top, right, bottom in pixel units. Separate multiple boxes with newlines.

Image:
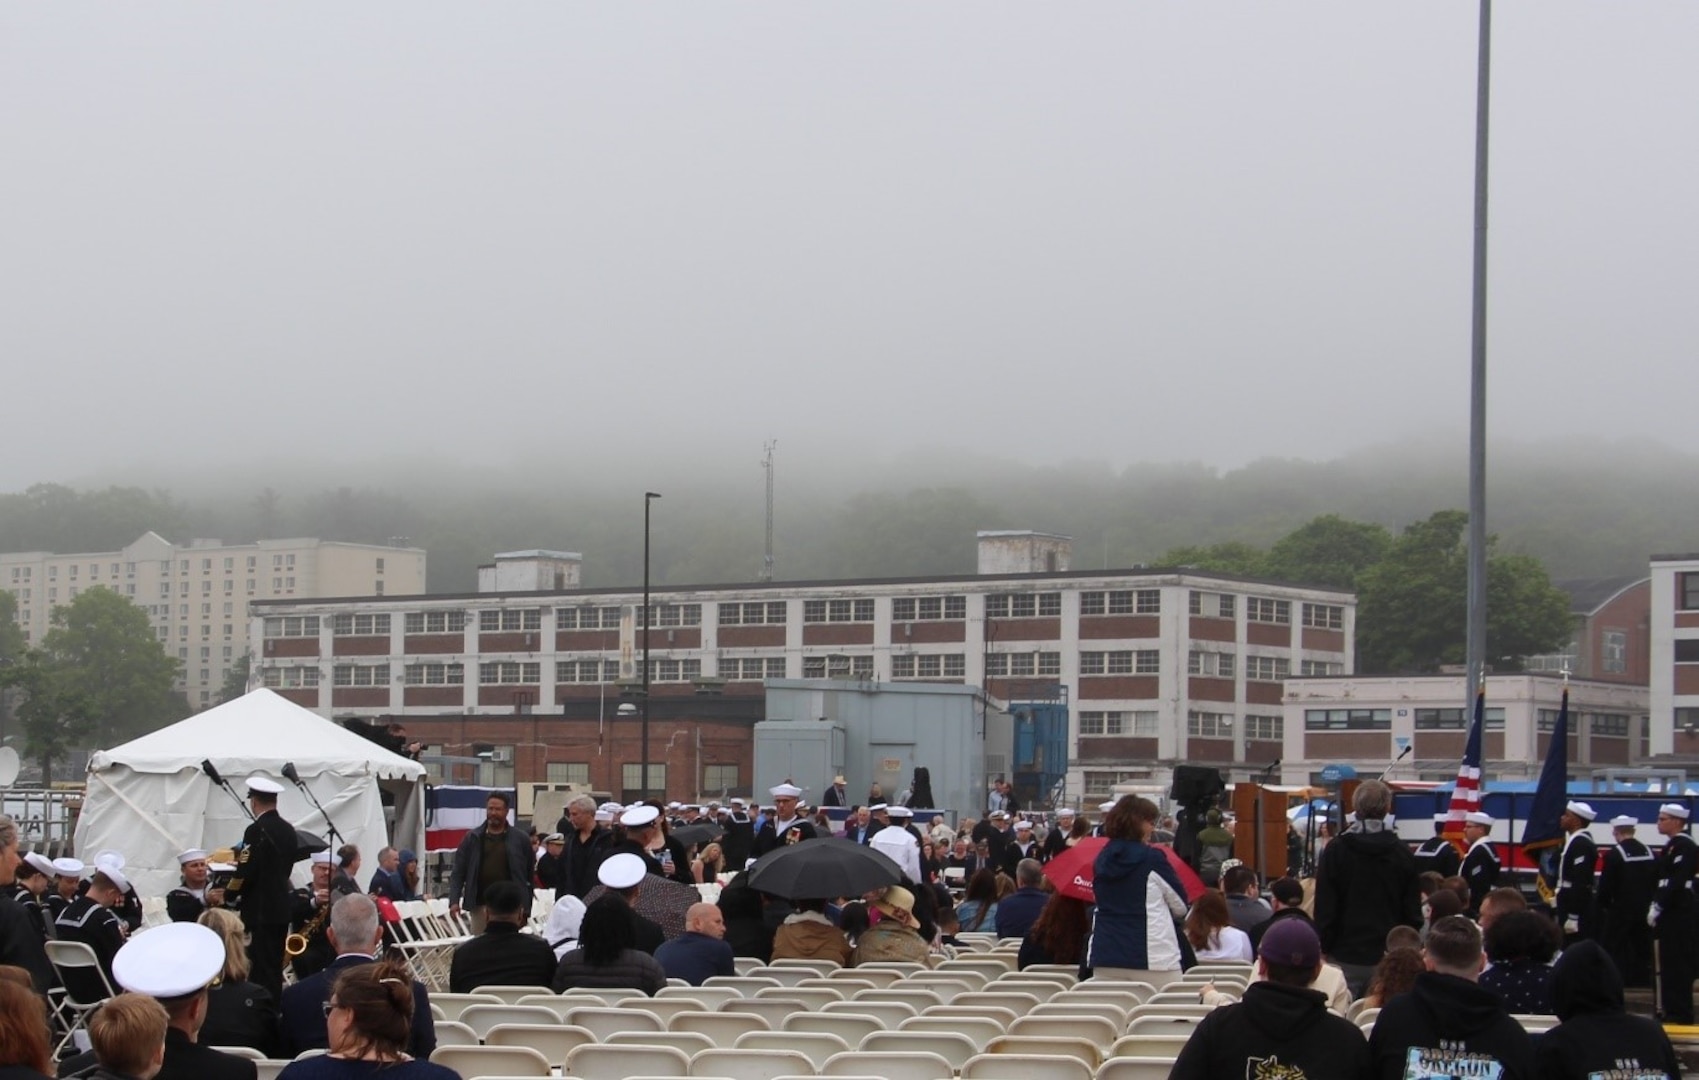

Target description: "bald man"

left=653, top=902, right=735, bottom=986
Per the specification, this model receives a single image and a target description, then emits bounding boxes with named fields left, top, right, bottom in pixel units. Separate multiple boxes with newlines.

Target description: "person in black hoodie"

left=1170, top=917, right=1368, bottom=1080
left=1314, top=780, right=1423, bottom=998
left=1535, top=939, right=1679, bottom=1080
left=1367, top=915, right=1536, bottom=1080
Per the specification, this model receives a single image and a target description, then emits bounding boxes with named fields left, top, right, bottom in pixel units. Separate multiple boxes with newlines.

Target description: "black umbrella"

left=672, top=823, right=724, bottom=848
left=746, top=838, right=905, bottom=900
left=292, top=829, right=329, bottom=862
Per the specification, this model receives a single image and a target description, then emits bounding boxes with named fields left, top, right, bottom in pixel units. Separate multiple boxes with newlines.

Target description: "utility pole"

left=1465, top=0, right=1492, bottom=707
left=760, top=440, right=776, bottom=582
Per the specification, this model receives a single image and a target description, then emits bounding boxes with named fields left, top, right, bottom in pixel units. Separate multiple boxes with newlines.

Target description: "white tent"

left=78, top=689, right=427, bottom=900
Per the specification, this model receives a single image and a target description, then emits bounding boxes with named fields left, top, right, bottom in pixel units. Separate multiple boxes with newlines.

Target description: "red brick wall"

left=1246, top=623, right=1290, bottom=648
left=644, top=628, right=701, bottom=650
left=404, top=687, right=462, bottom=707
left=1077, top=676, right=1159, bottom=700
left=1584, top=580, right=1650, bottom=685
left=1187, top=738, right=1234, bottom=764
left=405, top=634, right=464, bottom=655
left=1302, top=628, right=1345, bottom=652
left=332, top=637, right=389, bottom=657
left=1188, top=677, right=1235, bottom=703
left=802, top=625, right=874, bottom=647
left=1245, top=682, right=1282, bottom=706
left=479, top=632, right=541, bottom=653
left=985, top=618, right=1059, bottom=642
left=718, top=626, right=785, bottom=648
left=901, top=622, right=968, bottom=644
left=332, top=687, right=389, bottom=708
left=264, top=639, right=319, bottom=659
left=1077, top=738, right=1159, bottom=762
left=556, top=630, right=620, bottom=651
left=1079, top=616, right=1159, bottom=641
left=277, top=688, right=319, bottom=708
left=1188, top=618, right=1235, bottom=643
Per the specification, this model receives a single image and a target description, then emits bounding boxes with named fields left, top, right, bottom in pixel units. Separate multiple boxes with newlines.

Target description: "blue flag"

left=1521, top=685, right=1571, bottom=859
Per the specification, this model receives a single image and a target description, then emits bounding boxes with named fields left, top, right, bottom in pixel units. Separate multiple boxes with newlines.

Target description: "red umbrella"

left=1042, top=837, right=1207, bottom=903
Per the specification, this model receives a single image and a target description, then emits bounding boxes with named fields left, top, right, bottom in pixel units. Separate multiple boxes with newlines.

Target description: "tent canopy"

left=78, top=690, right=426, bottom=899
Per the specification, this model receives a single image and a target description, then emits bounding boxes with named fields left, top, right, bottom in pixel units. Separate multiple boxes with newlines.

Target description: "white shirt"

left=870, top=826, right=923, bottom=883
left=1196, top=925, right=1255, bottom=963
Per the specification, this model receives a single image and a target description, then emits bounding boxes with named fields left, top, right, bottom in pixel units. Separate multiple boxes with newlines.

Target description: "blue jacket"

left=995, top=886, right=1049, bottom=940
left=653, top=931, right=736, bottom=986
left=1087, top=839, right=1188, bottom=971
left=279, top=954, right=436, bottom=1059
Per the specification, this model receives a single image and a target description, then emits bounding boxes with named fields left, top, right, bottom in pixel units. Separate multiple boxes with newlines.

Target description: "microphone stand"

left=1379, top=744, right=1414, bottom=781
left=202, top=760, right=258, bottom=821
left=285, top=765, right=344, bottom=851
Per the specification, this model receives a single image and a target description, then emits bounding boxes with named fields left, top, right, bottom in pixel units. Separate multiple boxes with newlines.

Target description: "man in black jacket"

left=1596, top=813, right=1657, bottom=988
left=1411, top=814, right=1462, bottom=877
left=447, top=792, right=535, bottom=932
left=449, top=880, right=556, bottom=993
left=1314, top=779, right=1422, bottom=999
left=278, top=893, right=435, bottom=1058
left=1367, top=915, right=1536, bottom=1080
left=1554, top=800, right=1599, bottom=944
left=1170, top=918, right=1368, bottom=1080
left=1248, top=875, right=1310, bottom=953
left=1535, top=940, right=1680, bottom=1080
left=553, top=795, right=607, bottom=898
left=1459, top=810, right=1500, bottom=916
left=222, top=776, right=300, bottom=1000
left=1649, top=801, right=1698, bottom=1024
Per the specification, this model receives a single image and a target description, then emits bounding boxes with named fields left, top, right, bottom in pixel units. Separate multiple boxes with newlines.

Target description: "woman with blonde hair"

left=692, top=842, right=726, bottom=884
left=277, top=958, right=456, bottom=1080
left=196, top=907, right=281, bottom=1056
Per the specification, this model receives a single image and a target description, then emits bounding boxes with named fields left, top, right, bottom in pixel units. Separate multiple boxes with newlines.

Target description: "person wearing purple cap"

left=1170, top=917, right=1368, bottom=1080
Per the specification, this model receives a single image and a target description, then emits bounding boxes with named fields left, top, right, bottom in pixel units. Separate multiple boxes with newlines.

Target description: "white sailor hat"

left=729, top=798, right=746, bottom=808
left=888, top=806, right=914, bottom=819
left=309, top=851, right=336, bottom=866
left=770, top=783, right=803, bottom=799
left=208, top=862, right=236, bottom=873
left=1565, top=801, right=1597, bottom=822
left=666, top=802, right=682, bottom=811
left=544, top=833, right=566, bottom=844
left=990, top=809, right=1010, bottom=820
left=1609, top=815, right=1640, bottom=828
left=597, top=852, right=647, bottom=890
left=1464, top=811, right=1494, bottom=827
left=94, top=850, right=126, bottom=870
left=1013, top=820, right=1034, bottom=831
left=113, top=922, right=226, bottom=999
left=620, top=804, right=661, bottom=828
left=1057, top=808, right=1076, bottom=818
left=246, top=776, right=284, bottom=795
left=869, top=803, right=889, bottom=813
left=95, top=864, right=131, bottom=894
left=1659, top=804, right=1691, bottom=821
left=593, top=808, right=614, bottom=823
left=23, top=853, right=55, bottom=877
left=177, top=849, right=209, bottom=865
left=51, top=857, right=84, bottom=878
left=1097, top=800, right=1118, bottom=813
left=1433, top=813, right=1450, bottom=823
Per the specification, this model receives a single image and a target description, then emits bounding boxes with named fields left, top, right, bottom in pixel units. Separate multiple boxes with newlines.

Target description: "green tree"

left=1155, top=541, right=1267, bottom=577
left=218, top=653, right=251, bottom=705
left=0, top=588, right=184, bottom=781
left=1355, top=510, right=1573, bottom=674
left=0, top=591, right=24, bottom=663
left=1263, top=515, right=1392, bottom=589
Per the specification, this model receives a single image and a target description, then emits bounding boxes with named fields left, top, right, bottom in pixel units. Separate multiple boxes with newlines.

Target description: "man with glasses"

left=751, top=783, right=816, bottom=858
left=1649, top=802, right=1697, bottom=1024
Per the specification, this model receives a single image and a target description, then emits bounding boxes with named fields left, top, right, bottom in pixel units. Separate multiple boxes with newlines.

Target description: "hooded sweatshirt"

left=1086, top=838, right=1187, bottom=971
left=1314, top=824, right=1423, bottom=966
left=1534, top=940, right=1679, bottom=1080
left=1170, top=980, right=1370, bottom=1080
left=1367, top=970, right=1536, bottom=1080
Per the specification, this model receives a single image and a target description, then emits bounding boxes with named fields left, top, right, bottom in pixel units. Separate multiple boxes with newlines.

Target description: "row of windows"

left=1414, top=707, right=1506, bottom=731
left=803, top=599, right=877, bottom=624
left=985, top=652, right=1062, bottom=677
left=1187, top=711, right=1234, bottom=738
left=718, top=601, right=787, bottom=626
left=1681, top=572, right=1699, bottom=612
left=896, top=595, right=971, bottom=621
left=405, top=663, right=464, bottom=686
left=480, top=609, right=543, bottom=632
left=1189, top=592, right=1235, bottom=618
left=264, top=616, right=320, bottom=638
left=1537, top=710, right=1631, bottom=737
left=405, top=611, right=467, bottom=634
left=890, top=653, right=968, bottom=679
left=1081, top=650, right=1161, bottom=675
left=1079, top=710, right=1159, bottom=737
left=1247, top=598, right=1291, bottom=625
left=983, top=594, right=1059, bottom=619
left=333, top=664, right=388, bottom=687
left=558, top=606, right=623, bottom=630
left=1081, top=590, right=1160, bottom=616
left=1188, top=651, right=1235, bottom=678
left=1302, top=603, right=1345, bottom=630
left=1305, top=708, right=1393, bottom=731
left=803, top=655, right=875, bottom=678
left=721, top=657, right=788, bottom=680
left=333, top=614, right=391, bottom=636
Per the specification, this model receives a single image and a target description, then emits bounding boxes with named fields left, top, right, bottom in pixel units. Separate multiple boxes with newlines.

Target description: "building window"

left=893, top=595, right=967, bottom=621
left=332, top=664, right=388, bottom=687
left=404, top=610, right=467, bottom=634
left=558, top=606, right=622, bottom=630
left=1676, top=640, right=1699, bottom=664
left=1247, top=598, right=1292, bottom=625
left=648, top=658, right=703, bottom=682
left=1244, top=655, right=1290, bottom=681
left=721, top=656, right=787, bottom=680
left=1413, top=706, right=1506, bottom=731
left=803, top=599, right=875, bottom=624
left=1681, top=572, right=1699, bottom=611
left=702, top=764, right=739, bottom=793
left=1187, top=711, right=1233, bottom=738
left=1592, top=713, right=1630, bottom=737
left=1083, top=771, right=1144, bottom=798
left=261, top=666, right=320, bottom=689
left=1304, top=708, right=1392, bottom=730
left=404, top=663, right=464, bottom=686
left=1302, top=603, right=1344, bottom=630
left=546, top=762, right=591, bottom=785
left=718, top=601, right=787, bottom=625
left=556, top=659, right=617, bottom=683
left=1245, top=714, right=1283, bottom=740
left=621, top=763, right=665, bottom=794
left=1078, top=711, right=1160, bottom=738
left=1187, top=650, right=1235, bottom=678
left=892, top=653, right=966, bottom=680
left=480, top=609, right=543, bottom=632
left=802, top=655, right=873, bottom=678
left=263, top=616, right=320, bottom=638
left=1300, top=660, right=1345, bottom=676
left=1188, top=592, right=1236, bottom=618
left=331, top=613, right=391, bottom=636
left=1601, top=630, right=1628, bottom=674
left=641, top=603, right=702, bottom=628
left=983, top=594, right=1057, bottom=619
left=479, top=661, right=541, bottom=684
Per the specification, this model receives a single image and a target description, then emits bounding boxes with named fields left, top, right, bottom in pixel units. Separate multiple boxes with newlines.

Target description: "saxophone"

left=285, top=897, right=332, bottom=962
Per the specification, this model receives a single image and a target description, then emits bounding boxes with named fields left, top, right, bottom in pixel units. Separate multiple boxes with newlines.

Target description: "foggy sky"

left=2, top=3, right=1695, bottom=492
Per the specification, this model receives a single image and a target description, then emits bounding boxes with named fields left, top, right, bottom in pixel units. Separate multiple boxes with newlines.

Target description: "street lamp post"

left=642, top=491, right=661, bottom=801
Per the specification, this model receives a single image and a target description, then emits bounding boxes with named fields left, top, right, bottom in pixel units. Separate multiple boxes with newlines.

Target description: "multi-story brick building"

left=250, top=533, right=1356, bottom=803
left=1, top=532, right=425, bottom=707
left=1526, top=575, right=1651, bottom=685
left=1651, top=554, right=1699, bottom=757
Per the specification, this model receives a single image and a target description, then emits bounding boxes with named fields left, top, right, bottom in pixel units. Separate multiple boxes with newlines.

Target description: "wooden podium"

left=1233, top=784, right=1329, bottom=881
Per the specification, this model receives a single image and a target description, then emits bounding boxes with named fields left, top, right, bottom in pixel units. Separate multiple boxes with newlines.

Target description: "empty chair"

left=1127, top=1003, right=1215, bottom=1021
left=564, top=1004, right=665, bottom=1041
left=209, top=1046, right=265, bottom=1061
left=755, top=986, right=843, bottom=1009
left=797, top=976, right=878, bottom=995
left=897, top=1015, right=1003, bottom=1052
left=853, top=961, right=927, bottom=976
left=1011, top=965, right=1079, bottom=984
left=734, top=956, right=767, bottom=976
left=986, top=1035, right=1104, bottom=1068
left=1096, top=1057, right=1184, bottom=1080
left=822, top=1050, right=954, bottom=1080
left=484, top=1023, right=597, bottom=1065
left=589, top=986, right=652, bottom=1003
left=660, top=985, right=743, bottom=1009
left=961, top=1052, right=1092, bottom=1080
left=988, top=972, right=1068, bottom=993
left=912, top=969, right=988, bottom=989
left=735, top=1031, right=851, bottom=1070
left=1110, top=1032, right=1193, bottom=1059
left=429, top=992, right=504, bottom=1022
left=783, top=1011, right=885, bottom=1046
left=1146, top=991, right=1209, bottom=1007
left=847, top=987, right=941, bottom=1011
left=430, top=1020, right=480, bottom=1048
left=690, top=1048, right=818, bottom=1080
left=954, top=990, right=1042, bottom=1013
left=704, top=975, right=783, bottom=995
left=565, top=1043, right=692, bottom=1080
left=827, top=967, right=903, bottom=989
left=1124, top=1015, right=1204, bottom=1037
left=861, top=1031, right=979, bottom=1073
left=45, top=940, right=116, bottom=1056
left=820, top=999, right=917, bottom=1027
left=458, top=1004, right=566, bottom=1039
left=514, top=992, right=610, bottom=1019
left=724, top=998, right=812, bottom=1027
left=607, top=1030, right=716, bottom=1056
left=635, top=997, right=715, bottom=1024
left=768, top=958, right=842, bottom=976
left=1030, top=1002, right=1129, bottom=1026
left=916, top=1003, right=1020, bottom=1028
left=428, top=1044, right=552, bottom=1079
left=1512, top=1014, right=1558, bottom=1034
left=1354, top=1007, right=1382, bottom=1033
left=670, top=1009, right=772, bottom=1044
left=251, top=1060, right=290, bottom=1080
left=1058, top=985, right=1155, bottom=1008
left=759, top=966, right=832, bottom=988
left=472, top=984, right=557, bottom=1005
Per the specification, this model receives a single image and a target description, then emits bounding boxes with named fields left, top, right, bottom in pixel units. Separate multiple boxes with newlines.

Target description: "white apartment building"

left=249, top=533, right=1356, bottom=799
left=1, top=532, right=425, bottom=708
left=1651, top=553, right=1699, bottom=756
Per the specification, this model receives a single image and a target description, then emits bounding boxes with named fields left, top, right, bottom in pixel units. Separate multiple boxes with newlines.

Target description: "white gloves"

left=1563, top=916, right=1580, bottom=934
left=1649, top=903, right=1662, bottom=928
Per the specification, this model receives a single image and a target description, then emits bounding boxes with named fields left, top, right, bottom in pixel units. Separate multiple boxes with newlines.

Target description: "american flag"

left=1442, top=682, right=1486, bottom=851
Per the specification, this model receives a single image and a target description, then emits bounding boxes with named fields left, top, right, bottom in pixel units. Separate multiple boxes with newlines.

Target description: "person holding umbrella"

left=1085, top=795, right=1190, bottom=984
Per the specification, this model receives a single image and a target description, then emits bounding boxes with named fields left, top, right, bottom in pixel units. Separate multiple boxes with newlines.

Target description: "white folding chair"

left=427, top=1044, right=551, bottom=1079
left=1096, top=1057, right=1183, bottom=1080
left=431, top=1020, right=480, bottom=1047
left=429, top=992, right=504, bottom=1021
left=723, top=997, right=812, bottom=1027
left=821, top=999, right=917, bottom=1027
left=847, top=987, right=941, bottom=1012
left=483, top=1023, right=598, bottom=1065
left=564, top=1004, right=665, bottom=1041
left=471, top=984, right=557, bottom=1005
left=783, top=1011, right=884, bottom=1046
left=822, top=1050, right=954, bottom=1080
left=458, top=1004, right=564, bottom=1039
left=756, top=985, right=844, bottom=1008
left=209, top=1046, right=266, bottom=1060
left=768, top=958, right=842, bottom=976
left=689, top=1048, right=817, bottom=1080
left=253, top=1060, right=291, bottom=1080
left=703, top=975, right=783, bottom=995
left=861, top=1030, right=979, bottom=1073
left=1110, top=1033, right=1193, bottom=1060
left=962, top=1052, right=1092, bottom=1080
left=735, top=1030, right=851, bottom=1069
left=1008, top=1014, right=1119, bottom=1046
left=45, top=940, right=116, bottom=1056
left=1029, top=1001, right=1129, bottom=1027
left=986, top=1035, right=1104, bottom=1068
left=1124, top=1015, right=1204, bottom=1037
left=670, top=1009, right=772, bottom=1044
left=897, top=1014, right=1003, bottom=1051
left=564, top=1043, right=692, bottom=1079
left=607, top=1030, right=717, bottom=1056
left=659, top=985, right=744, bottom=1009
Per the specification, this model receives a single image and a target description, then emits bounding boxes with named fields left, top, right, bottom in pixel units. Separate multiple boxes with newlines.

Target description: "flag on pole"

left=1520, top=681, right=1571, bottom=899
left=1442, top=681, right=1487, bottom=851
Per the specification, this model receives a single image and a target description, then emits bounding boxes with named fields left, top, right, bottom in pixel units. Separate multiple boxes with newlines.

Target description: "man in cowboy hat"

left=849, top=886, right=930, bottom=966
left=1556, top=800, right=1600, bottom=944
left=823, top=775, right=849, bottom=808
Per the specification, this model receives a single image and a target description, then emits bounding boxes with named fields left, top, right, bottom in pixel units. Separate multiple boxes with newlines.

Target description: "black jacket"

left=1461, top=840, right=1500, bottom=914
left=720, top=816, right=755, bottom=868
left=1535, top=940, right=1680, bottom=1080
left=1411, top=835, right=1461, bottom=878
left=54, top=897, right=124, bottom=1002
left=278, top=954, right=436, bottom=1059
left=1314, top=825, right=1422, bottom=966
left=751, top=819, right=817, bottom=859
left=225, top=808, right=297, bottom=924
left=1367, top=971, right=1536, bottom=1080
left=1248, top=906, right=1312, bottom=953
left=1170, top=981, right=1369, bottom=1080
left=0, top=890, right=54, bottom=992
left=449, top=922, right=558, bottom=994
left=201, top=980, right=281, bottom=1058
left=158, top=1028, right=256, bottom=1080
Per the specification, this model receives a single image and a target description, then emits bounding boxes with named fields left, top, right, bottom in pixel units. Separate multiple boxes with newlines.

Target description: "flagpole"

left=1465, top=0, right=1493, bottom=709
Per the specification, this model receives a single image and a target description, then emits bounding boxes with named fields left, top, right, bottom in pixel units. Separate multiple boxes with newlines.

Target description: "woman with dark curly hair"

left=1478, top=908, right=1560, bottom=1014
left=1362, top=946, right=1426, bottom=1009
left=955, top=869, right=1000, bottom=933
left=1018, top=892, right=1092, bottom=970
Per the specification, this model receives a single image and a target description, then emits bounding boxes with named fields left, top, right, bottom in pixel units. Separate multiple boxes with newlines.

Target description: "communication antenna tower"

left=760, top=440, right=777, bottom=581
